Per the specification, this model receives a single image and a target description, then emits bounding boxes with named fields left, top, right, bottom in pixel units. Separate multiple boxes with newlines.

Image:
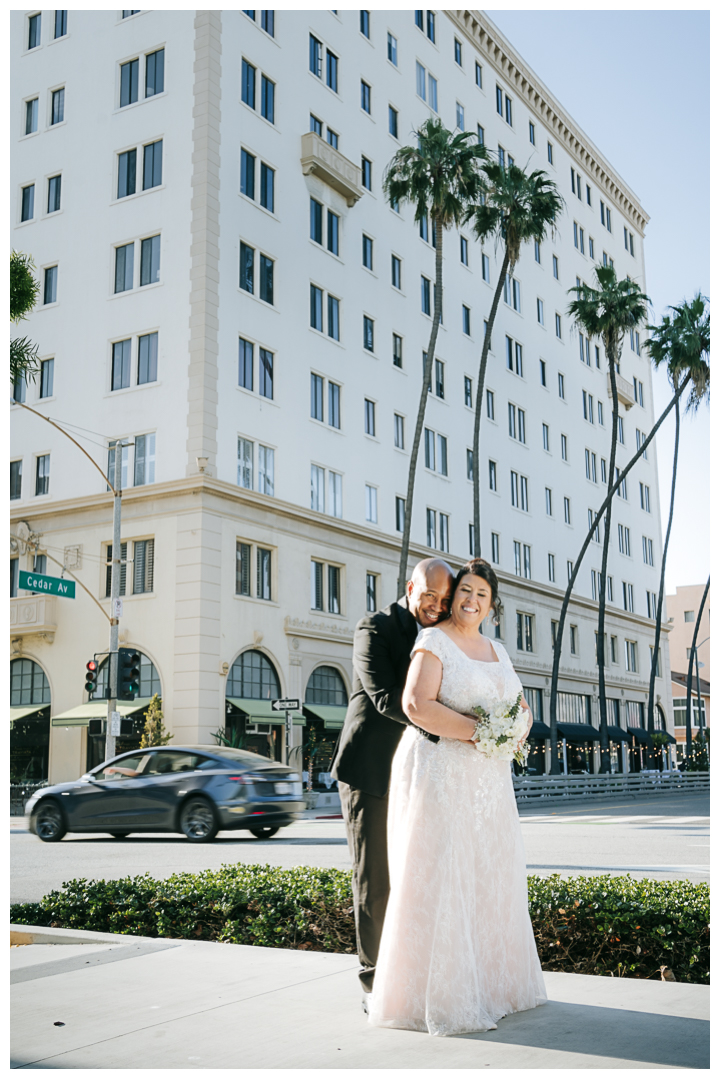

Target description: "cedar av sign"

left=18, top=571, right=76, bottom=598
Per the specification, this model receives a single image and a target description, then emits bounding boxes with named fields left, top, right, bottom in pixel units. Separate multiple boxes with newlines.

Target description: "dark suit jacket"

left=331, top=597, right=437, bottom=798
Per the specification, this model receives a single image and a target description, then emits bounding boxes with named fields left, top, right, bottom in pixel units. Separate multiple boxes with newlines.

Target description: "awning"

left=647, top=729, right=677, bottom=745
left=226, top=698, right=305, bottom=726
left=627, top=726, right=650, bottom=745
left=303, top=704, right=347, bottom=730
left=556, top=722, right=600, bottom=743
left=51, top=699, right=152, bottom=728
left=11, top=704, right=50, bottom=724
left=605, top=725, right=631, bottom=743
left=529, top=721, right=552, bottom=739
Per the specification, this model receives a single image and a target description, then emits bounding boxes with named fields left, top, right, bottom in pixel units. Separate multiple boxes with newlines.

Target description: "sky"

left=485, top=8, right=710, bottom=596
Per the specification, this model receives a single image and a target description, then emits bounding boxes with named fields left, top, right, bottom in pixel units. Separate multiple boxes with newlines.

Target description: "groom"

left=331, top=558, right=454, bottom=1000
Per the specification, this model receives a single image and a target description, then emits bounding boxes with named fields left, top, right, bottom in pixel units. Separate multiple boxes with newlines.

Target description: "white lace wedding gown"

left=367, top=627, right=547, bottom=1036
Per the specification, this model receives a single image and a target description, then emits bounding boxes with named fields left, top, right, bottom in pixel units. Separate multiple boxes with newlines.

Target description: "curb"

left=10, top=924, right=185, bottom=948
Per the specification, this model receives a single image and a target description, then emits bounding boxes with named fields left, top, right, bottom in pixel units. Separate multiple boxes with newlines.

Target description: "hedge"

left=10, top=867, right=708, bottom=984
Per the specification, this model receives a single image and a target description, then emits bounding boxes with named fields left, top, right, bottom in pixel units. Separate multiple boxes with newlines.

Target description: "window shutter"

left=134, top=540, right=146, bottom=594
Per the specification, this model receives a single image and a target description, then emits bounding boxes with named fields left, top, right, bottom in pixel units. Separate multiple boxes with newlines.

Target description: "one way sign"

left=271, top=698, right=301, bottom=712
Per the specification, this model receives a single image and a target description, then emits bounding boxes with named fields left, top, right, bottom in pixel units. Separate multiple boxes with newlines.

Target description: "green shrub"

left=10, top=867, right=708, bottom=984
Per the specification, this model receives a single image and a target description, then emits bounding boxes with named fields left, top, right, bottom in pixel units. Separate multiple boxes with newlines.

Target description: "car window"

left=94, top=754, right=151, bottom=781
left=144, top=751, right=205, bottom=776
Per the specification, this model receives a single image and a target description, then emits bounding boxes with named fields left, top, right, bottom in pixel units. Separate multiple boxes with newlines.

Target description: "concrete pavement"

left=10, top=925, right=709, bottom=1069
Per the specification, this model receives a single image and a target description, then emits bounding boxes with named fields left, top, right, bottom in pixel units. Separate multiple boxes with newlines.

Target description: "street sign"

left=18, top=570, right=76, bottom=598
left=112, top=597, right=123, bottom=618
left=271, top=698, right=301, bottom=711
left=110, top=711, right=121, bottom=737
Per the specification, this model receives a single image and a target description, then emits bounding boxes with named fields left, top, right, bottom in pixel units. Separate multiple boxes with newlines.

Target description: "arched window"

left=306, top=665, right=348, bottom=706
left=227, top=650, right=279, bottom=700
left=10, top=659, right=50, bottom=706
left=92, top=651, right=161, bottom=700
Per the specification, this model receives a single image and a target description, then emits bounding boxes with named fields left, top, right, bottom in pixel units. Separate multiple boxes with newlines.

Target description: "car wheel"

left=34, top=800, right=67, bottom=843
left=108, top=831, right=131, bottom=839
left=249, top=826, right=280, bottom=840
left=179, top=797, right=218, bottom=842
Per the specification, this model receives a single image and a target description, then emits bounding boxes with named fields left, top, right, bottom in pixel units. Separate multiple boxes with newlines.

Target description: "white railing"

left=513, top=770, right=709, bottom=803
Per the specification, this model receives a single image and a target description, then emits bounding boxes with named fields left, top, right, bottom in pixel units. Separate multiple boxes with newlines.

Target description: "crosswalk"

left=522, top=814, right=709, bottom=826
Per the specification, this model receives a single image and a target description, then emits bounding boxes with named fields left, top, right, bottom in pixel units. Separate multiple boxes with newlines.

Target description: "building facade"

left=11, top=8, right=674, bottom=785
left=666, top=584, right=710, bottom=758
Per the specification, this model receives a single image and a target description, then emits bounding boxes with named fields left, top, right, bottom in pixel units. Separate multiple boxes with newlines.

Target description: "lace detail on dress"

left=368, top=626, right=546, bottom=1036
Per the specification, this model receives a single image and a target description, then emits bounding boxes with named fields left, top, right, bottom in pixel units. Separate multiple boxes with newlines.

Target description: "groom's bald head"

left=406, top=558, right=454, bottom=627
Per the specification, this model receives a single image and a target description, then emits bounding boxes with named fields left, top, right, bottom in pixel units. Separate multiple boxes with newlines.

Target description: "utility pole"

left=105, top=440, right=123, bottom=762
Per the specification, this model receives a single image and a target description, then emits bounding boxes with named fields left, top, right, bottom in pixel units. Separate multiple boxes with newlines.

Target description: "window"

left=328, top=381, right=340, bottom=428
left=366, top=572, right=377, bottom=612
left=633, top=376, right=644, bottom=406
left=361, top=80, right=371, bottom=114
left=387, top=32, right=397, bottom=65
left=459, top=235, right=469, bottom=266
left=137, top=234, right=160, bottom=287
left=625, top=640, right=637, bottom=673
left=310, top=372, right=324, bottom=421
left=464, top=449, right=474, bottom=481
left=477, top=123, right=485, bottom=147
left=362, top=233, right=373, bottom=270
left=113, top=242, right=135, bottom=293
left=487, top=459, right=497, bottom=491
left=479, top=253, right=490, bottom=284
left=588, top=507, right=600, bottom=542
left=328, top=294, right=340, bottom=340
left=21, top=184, right=35, bottom=222
left=416, top=60, right=427, bottom=101
left=582, top=390, right=595, bottom=424
left=505, top=336, right=523, bottom=376
left=464, top=377, right=473, bottom=408
left=394, top=413, right=405, bottom=449
left=462, top=305, right=471, bottom=336
left=618, top=524, right=631, bottom=556
left=563, top=496, right=571, bottom=524
left=545, top=487, right=552, bottom=515
left=584, top=449, right=597, bottom=483
left=137, top=332, right=158, bottom=385
left=548, top=553, right=555, bottom=582
left=328, top=470, right=342, bottom=517
left=537, top=358, right=546, bottom=388
left=310, top=198, right=323, bottom=245
left=35, top=454, right=50, bottom=496
left=569, top=625, right=578, bottom=655
left=558, top=373, right=565, bottom=400
left=683, top=609, right=695, bottom=623
left=393, top=334, right=403, bottom=368
left=309, top=34, right=322, bottom=78
left=28, top=12, right=41, bottom=49
left=421, top=276, right=431, bottom=316
left=617, top=416, right=625, bottom=444
left=120, top=59, right=139, bottom=108
left=240, top=149, right=256, bottom=199
left=363, top=315, right=374, bottom=352
left=143, top=140, right=163, bottom=191
left=542, top=423, right=550, bottom=452
left=104, top=541, right=127, bottom=597
left=647, top=590, right=657, bottom=620
left=324, top=209, right=339, bottom=255
left=44, top=174, right=61, bottom=215
left=431, top=358, right=444, bottom=399
left=517, top=612, right=533, bottom=651
left=310, top=464, right=325, bottom=512
left=361, top=157, right=372, bottom=190
left=261, top=10, right=275, bottom=36
left=50, top=86, right=65, bottom=125
left=257, top=254, right=273, bottom=304
left=117, top=148, right=137, bottom=199
left=426, top=509, right=437, bottom=548
left=456, top=102, right=465, bottom=130
left=25, top=98, right=38, bottom=135
left=424, top=428, right=436, bottom=471
left=257, top=444, right=274, bottom=496
left=364, top=398, right=376, bottom=436
left=242, top=58, right=256, bottom=107
left=475, top=60, right=483, bottom=88
left=259, top=162, right=274, bottom=212
left=589, top=237, right=595, bottom=259
left=559, top=434, right=568, bottom=462
left=43, top=265, right=58, bottom=305
left=395, top=496, right=405, bottom=532
left=390, top=254, right=402, bottom=290
left=388, top=104, right=398, bottom=138
left=236, top=437, right=254, bottom=490
left=600, top=457, right=607, bottom=484
left=547, top=141, right=553, bottom=164
left=640, top=482, right=651, bottom=512
left=133, top=433, right=156, bottom=486
left=10, top=461, right=22, bottom=501
left=365, top=484, right=378, bottom=523
left=145, top=48, right=164, bottom=98
left=642, top=536, right=654, bottom=566
left=555, top=312, right=562, bottom=339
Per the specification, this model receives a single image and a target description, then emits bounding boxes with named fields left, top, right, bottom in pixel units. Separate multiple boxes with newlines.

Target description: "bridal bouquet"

left=471, top=692, right=530, bottom=767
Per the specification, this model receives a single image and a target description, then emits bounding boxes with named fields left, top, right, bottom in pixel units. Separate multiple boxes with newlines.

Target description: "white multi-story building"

left=10, top=8, right=674, bottom=785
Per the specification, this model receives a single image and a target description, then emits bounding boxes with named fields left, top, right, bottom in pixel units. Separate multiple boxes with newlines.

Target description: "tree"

left=384, top=119, right=488, bottom=595
left=139, top=694, right=173, bottom=748
left=684, top=575, right=710, bottom=767
left=644, top=295, right=710, bottom=756
left=561, top=266, right=650, bottom=773
left=465, top=160, right=563, bottom=555
left=10, top=251, right=40, bottom=388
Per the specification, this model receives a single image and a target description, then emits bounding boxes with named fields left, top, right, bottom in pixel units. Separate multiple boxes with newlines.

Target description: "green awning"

left=226, top=698, right=305, bottom=726
left=51, top=699, right=152, bottom=728
left=11, top=704, right=50, bottom=724
left=303, top=704, right=347, bottom=730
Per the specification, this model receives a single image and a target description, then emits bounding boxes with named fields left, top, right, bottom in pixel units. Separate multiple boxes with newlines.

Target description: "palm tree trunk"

left=685, top=575, right=709, bottom=766
left=396, top=213, right=444, bottom=596
left=548, top=370, right=692, bottom=774
left=595, top=343, right=620, bottom=774
left=647, top=388, right=680, bottom=763
left=471, top=248, right=511, bottom=556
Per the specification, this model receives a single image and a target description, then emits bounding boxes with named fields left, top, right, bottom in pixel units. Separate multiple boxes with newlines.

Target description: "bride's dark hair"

left=450, top=558, right=501, bottom=623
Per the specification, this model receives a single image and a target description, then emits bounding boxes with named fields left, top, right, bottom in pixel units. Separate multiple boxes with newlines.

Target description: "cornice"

left=449, top=10, right=650, bottom=234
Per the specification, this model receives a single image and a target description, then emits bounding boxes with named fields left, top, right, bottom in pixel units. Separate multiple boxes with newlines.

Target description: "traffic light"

left=118, top=648, right=140, bottom=701
left=85, top=660, right=99, bottom=695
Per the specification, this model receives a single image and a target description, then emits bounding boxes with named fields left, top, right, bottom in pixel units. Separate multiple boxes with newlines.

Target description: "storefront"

left=224, top=649, right=301, bottom=761
left=10, top=658, right=51, bottom=785
left=302, top=666, right=348, bottom=789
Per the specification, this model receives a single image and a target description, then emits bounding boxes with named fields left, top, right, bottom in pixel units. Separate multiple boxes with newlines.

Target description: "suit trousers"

left=338, top=781, right=390, bottom=994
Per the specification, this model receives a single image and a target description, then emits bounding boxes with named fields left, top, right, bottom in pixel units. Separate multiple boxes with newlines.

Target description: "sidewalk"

left=11, top=925, right=709, bottom=1069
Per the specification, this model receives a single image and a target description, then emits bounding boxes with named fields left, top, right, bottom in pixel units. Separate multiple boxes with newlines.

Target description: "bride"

left=367, top=558, right=547, bottom=1036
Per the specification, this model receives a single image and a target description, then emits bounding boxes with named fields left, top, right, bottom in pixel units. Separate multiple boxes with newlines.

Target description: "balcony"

left=10, top=596, right=57, bottom=643
left=607, top=372, right=635, bottom=410
left=300, top=132, right=363, bottom=207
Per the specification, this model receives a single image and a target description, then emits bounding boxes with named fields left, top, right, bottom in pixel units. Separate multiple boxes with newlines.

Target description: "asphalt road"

left=10, top=791, right=708, bottom=905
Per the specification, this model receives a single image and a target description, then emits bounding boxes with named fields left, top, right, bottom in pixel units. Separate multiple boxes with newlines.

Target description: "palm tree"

left=561, top=266, right=650, bottom=773
left=645, top=295, right=710, bottom=758
left=684, top=576, right=710, bottom=767
left=384, top=119, right=488, bottom=595
left=10, top=251, right=40, bottom=391
left=465, top=162, right=563, bottom=555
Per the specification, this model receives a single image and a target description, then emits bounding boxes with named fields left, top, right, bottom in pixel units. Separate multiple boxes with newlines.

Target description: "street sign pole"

left=105, top=440, right=123, bottom=763
left=271, top=698, right=301, bottom=769
left=285, top=710, right=292, bottom=767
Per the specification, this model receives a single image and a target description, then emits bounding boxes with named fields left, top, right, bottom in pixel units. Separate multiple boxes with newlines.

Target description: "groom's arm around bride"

left=330, top=558, right=453, bottom=997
